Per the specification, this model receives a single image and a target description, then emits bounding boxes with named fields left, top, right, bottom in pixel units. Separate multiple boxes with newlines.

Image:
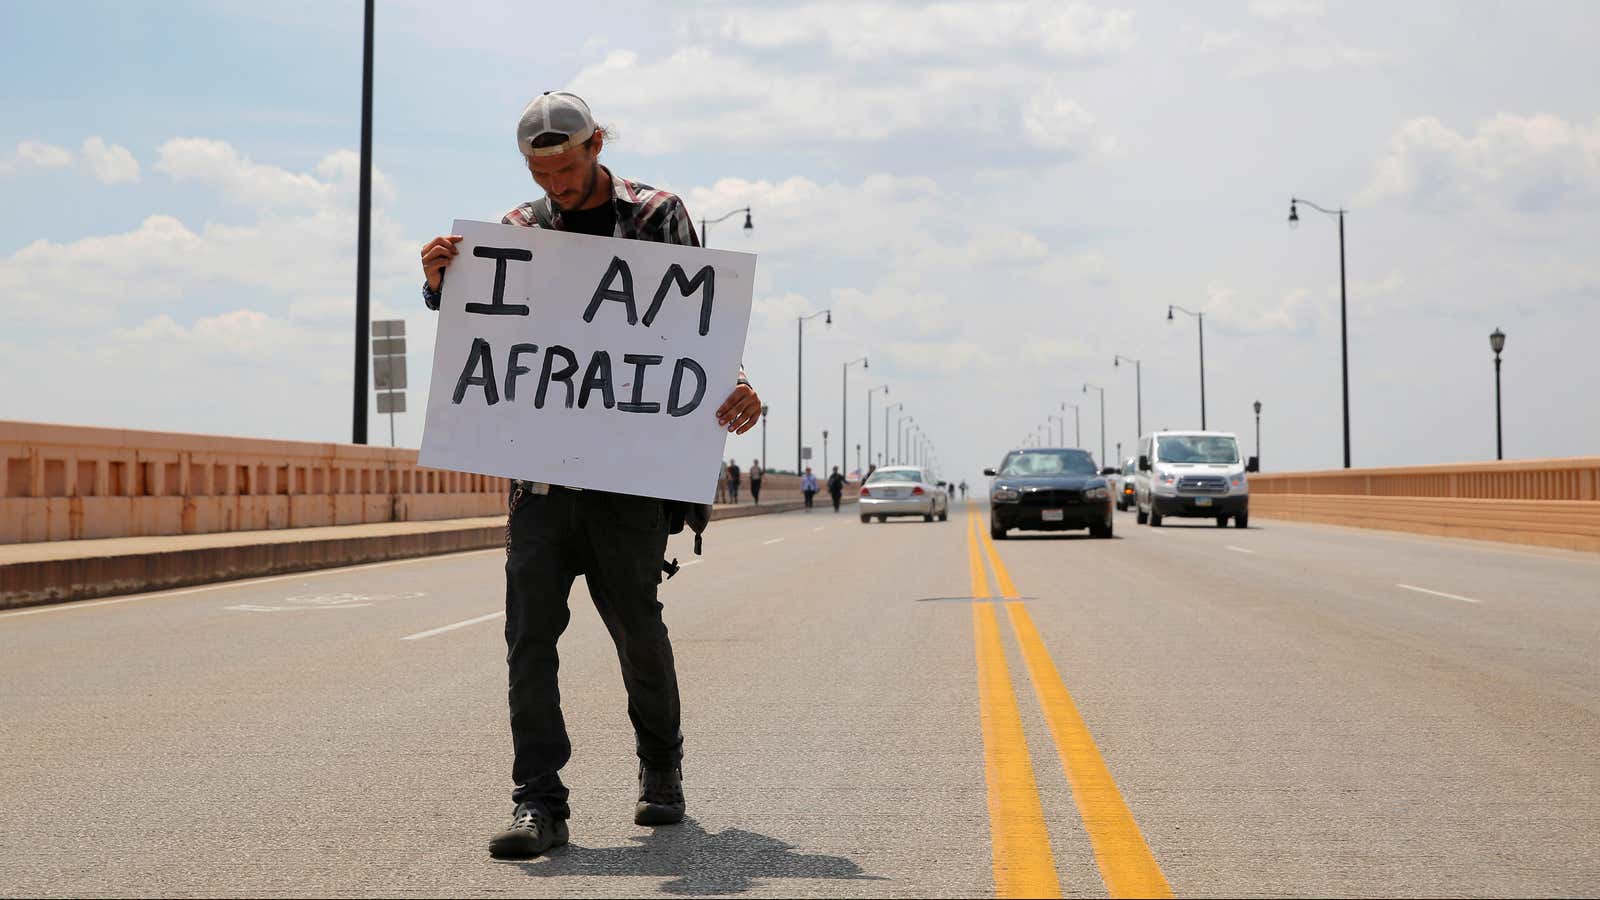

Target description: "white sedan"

left=858, top=466, right=950, bottom=523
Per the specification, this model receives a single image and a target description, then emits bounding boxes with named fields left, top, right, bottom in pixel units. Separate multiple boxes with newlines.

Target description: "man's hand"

left=421, top=235, right=463, bottom=291
left=716, top=384, right=761, bottom=435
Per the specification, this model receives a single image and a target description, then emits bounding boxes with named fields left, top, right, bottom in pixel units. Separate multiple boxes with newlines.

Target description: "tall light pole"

left=899, top=414, right=914, bottom=464
left=842, top=356, right=868, bottom=478
left=884, top=401, right=902, bottom=468
left=1289, top=197, right=1351, bottom=468
left=1062, top=402, right=1081, bottom=447
left=1049, top=413, right=1065, bottom=447
left=1253, top=400, right=1262, bottom=469
left=1490, top=329, right=1506, bottom=460
left=1114, top=354, right=1143, bottom=440
left=351, top=0, right=374, bottom=445
left=867, top=384, right=889, bottom=473
left=796, top=309, right=831, bottom=473
left=1168, top=305, right=1207, bottom=429
left=760, top=404, right=770, bottom=470
left=1083, top=383, right=1107, bottom=468
left=822, top=429, right=829, bottom=474
left=700, top=206, right=753, bottom=246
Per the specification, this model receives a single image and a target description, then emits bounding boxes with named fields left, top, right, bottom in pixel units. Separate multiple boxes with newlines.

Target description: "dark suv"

left=984, top=448, right=1114, bottom=540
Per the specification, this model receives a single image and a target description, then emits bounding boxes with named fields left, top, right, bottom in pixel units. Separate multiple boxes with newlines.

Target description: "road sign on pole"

left=372, top=319, right=406, bottom=447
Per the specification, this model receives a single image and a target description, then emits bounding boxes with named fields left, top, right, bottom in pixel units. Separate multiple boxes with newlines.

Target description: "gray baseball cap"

left=516, top=91, right=597, bottom=158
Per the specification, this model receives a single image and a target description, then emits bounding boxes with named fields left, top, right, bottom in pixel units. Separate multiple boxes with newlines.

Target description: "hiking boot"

left=635, top=765, right=686, bottom=826
left=489, top=801, right=569, bottom=859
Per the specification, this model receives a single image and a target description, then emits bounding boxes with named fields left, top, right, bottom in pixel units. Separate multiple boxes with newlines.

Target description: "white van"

left=1133, top=431, right=1259, bottom=528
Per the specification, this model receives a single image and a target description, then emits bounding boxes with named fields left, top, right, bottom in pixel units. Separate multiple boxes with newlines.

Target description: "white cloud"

left=1201, top=282, right=1330, bottom=335
left=1248, top=0, right=1324, bottom=19
left=1, top=139, right=417, bottom=327
left=0, top=140, right=75, bottom=177
left=80, top=137, right=141, bottom=185
left=704, top=1, right=1136, bottom=61
left=1359, top=113, right=1600, bottom=211
left=1021, top=84, right=1117, bottom=156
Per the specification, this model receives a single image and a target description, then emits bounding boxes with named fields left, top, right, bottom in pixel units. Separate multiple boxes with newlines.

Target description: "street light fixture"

left=1168, top=304, right=1207, bottom=429
left=884, top=401, right=902, bottom=469
left=1114, top=354, right=1143, bottom=440
left=1288, top=196, right=1351, bottom=468
left=1083, top=383, right=1107, bottom=468
left=899, top=414, right=914, bottom=464
left=796, top=309, right=832, bottom=474
left=1253, top=399, right=1262, bottom=469
left=1049, top=413, right=1065, bottom=447
left=822, top=428, right=829, bottom=474
left=700, top=206, right=753, bottom=246
left=1062, top=401, right=1081, bottom=447
left=760, top=404, right=770, bottom=470
left=842, top=356, right=868, bottom=477
left=1490, top=328, right=1506, bottom=460
left=867, top=384, right=889, bottom=473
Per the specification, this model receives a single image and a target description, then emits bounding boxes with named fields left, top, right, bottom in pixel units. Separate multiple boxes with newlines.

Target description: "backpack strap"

left=528, top=196, right=556, bottom=229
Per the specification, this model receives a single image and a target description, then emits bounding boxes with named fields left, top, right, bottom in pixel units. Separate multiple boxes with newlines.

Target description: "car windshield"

left=998, top=450, right=1096, bottom=477
left=1157, top=435, right=1240, bottom=464
left=866, top=468, right=923, bottom=484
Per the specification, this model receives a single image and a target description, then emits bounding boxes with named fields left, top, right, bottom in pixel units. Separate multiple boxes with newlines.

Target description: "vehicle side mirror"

left=1100, top=467, right=1119, bottom=476
left=983, top=468, right=996, bottom=477
left=1246, top=456, right=1259, bottom=473
left=1138, top=455, right=1150, bottom=471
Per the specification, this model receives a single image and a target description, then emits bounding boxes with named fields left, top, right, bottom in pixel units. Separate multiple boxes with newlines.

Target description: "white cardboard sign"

left=419, top=219, right=756, bottom=504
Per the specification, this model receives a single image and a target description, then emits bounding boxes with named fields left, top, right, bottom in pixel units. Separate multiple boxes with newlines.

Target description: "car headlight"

left=1086, top=486, right=1109, bottom=499
left=1230, top=474, right=1246, bottom=488
left=993, top=488, right=1020, bottom=503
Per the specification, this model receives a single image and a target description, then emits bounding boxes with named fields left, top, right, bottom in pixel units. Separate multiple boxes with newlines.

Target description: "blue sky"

left=3, top=0, right=1598, bottom=481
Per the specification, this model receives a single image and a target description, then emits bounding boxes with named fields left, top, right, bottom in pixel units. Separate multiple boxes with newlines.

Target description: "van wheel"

left=1216, top=516, right=1229, bottom=527
left=924, top=513, right=934, bottom=522
left=939, top=508, right=949, bottom=522
left=1235, top=513, right=1249, bottom=529
left=860, top=514, right=870, bottom=524
left=878, top=515, right=888, bottom=523
left=1149, top=510, right=1163, bottom=527
left=1136, top=507, right=1149, bottom=525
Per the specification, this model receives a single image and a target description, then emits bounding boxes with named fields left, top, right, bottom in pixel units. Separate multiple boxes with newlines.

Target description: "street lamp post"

left=867, top=384, right=890, bottom=474
left=899, top=415, right=914, bottom=465
left=351, top=0, right=375, bottom=444
left=699, top=206, right=753, bottom=246
left=1063, top=402, right=1081, bottom=447
left=822, top=429, right=829, bottom=474
left=885, top=402, right=902, bottom=467
left=1049, top=414, right=1065, bottom=447
left=1289, top=197, right=1351, bottom=468
left=1168, top=305, right=1207, bottom=429
left=1114, top=354, right=1143, bottom=440
left=1490, top=329, right=1506, bottom=460
left=1253, top=400, right=1262, bottom=469
left=796, top=309, right=832, bottom=474
left=1083, top=383, right=1107, bottom=467
left=842, top=356, right=868, bottom=478
left=760, top=404, right=770, bottom=470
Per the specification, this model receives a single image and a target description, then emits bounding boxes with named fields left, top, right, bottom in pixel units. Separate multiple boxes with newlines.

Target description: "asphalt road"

left=2, top=502, right=1598, bottom=898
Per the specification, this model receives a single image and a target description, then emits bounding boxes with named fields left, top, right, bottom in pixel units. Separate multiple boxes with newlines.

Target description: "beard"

left=548, top=162, right=602, bottom=212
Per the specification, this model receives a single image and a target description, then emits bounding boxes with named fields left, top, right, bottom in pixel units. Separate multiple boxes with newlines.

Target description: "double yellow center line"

left=966, top=507, right=1173, bottom=899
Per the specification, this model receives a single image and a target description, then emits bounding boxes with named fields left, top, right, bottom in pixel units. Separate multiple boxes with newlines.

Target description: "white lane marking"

left=401, top=610, right=505, bottom=641
left=681, top=559, right=703, bottom=567
left=0, top=549, right=501, bottom=620
left=812, top=527, right=825, bottom=532
left=763, top=538, right=785, bottom=545
left=1225, top=545, right=1256, bottom=555
left=1396, top=583, right=1481, bottom=604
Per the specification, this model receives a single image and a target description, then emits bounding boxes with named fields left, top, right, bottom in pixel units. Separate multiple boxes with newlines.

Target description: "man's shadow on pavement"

left=509, top=818, right=883, bottom=895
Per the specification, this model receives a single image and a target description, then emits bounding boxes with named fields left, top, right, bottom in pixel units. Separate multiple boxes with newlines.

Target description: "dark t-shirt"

left=828, top=473, right=845, bottom=493
left=561, top=201, right=616, bottom=237
left=728, top=464, right=741, bottom=484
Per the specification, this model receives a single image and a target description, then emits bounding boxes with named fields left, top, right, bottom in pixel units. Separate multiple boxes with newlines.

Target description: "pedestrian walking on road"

left=716, top=461, right=728, bottom=504
left=959, top=479, right=968, bottom=500
left=727, top=460, right=741, bottom=504
left=749, top=460, right=763, bottom=505
left=827, top=466, right=846, bottom=513
left=801, top=467, right=819, bottom=510
left=419, top=90, right=763, bottom=861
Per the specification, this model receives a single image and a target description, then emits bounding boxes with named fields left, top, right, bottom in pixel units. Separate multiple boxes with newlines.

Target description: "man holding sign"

left=418, top=91, right=761, bottom=859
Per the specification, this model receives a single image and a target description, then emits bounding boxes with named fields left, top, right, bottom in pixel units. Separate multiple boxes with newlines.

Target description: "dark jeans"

left=750, top=478, right=761, bottom=504
left=504, top=486, right=680, bottom=818
left=729, top=481, right=740, bottom=503
left=803, top=490, right=815, bottom=508
left=830, top=490, right=842, bottom=511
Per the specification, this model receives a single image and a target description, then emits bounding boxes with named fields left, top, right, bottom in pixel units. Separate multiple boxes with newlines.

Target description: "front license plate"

left=1194, top=496, right=1213, bottom=507
left=1042, top=509, right=1065, bottom=522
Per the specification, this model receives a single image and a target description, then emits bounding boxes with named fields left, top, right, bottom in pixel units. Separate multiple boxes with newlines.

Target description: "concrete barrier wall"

left=0, top=421, right=842, bottom=544
left=1249, top=457, right=1600, bottom=552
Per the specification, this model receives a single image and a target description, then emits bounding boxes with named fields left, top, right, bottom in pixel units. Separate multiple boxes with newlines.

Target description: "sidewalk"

left=0, top=500, right=808, bottom=610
